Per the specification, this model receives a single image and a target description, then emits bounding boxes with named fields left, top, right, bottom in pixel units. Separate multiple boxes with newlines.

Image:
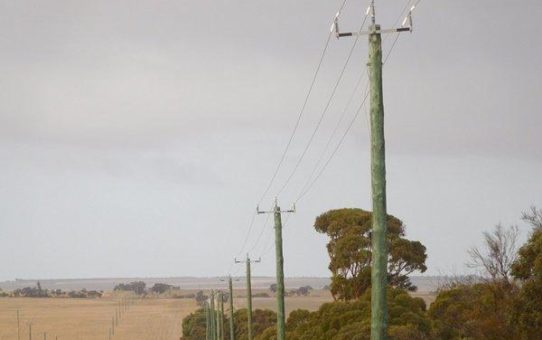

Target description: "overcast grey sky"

left=0, top=0, right=541, bottom=281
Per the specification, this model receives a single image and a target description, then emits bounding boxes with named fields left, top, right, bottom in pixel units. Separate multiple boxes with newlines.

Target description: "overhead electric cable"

left=257, top=0, right=350, bottom=206
left=275, top=10, right=371, bottom=198
left=296, top=73, right=368, bottom=201
left=296, top=86, right=370, bottom=202
left=295, top=0, right=425, bottom=202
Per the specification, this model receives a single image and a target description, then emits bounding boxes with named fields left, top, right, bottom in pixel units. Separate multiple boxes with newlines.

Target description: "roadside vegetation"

left=182, top=206, right=542, bottom=339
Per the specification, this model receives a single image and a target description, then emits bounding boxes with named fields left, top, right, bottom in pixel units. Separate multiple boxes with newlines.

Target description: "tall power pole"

left=228, top=277, right=235, bottom=340
left=257, top=199, right=295, bottom=340
left=333, top=2, right=415, bottom=339
left=235, top=255, right=260, bottom=340
left=368, top=21, right=388, bottom=340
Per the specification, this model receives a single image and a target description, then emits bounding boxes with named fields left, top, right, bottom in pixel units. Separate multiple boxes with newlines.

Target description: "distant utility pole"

left=17, top=310, right=21, bottom=340
left=28, top=323, right=32, bottom=340
left=333, top=2, right=415, bottom=339
left=210, top=291, right=216, bottom=340
left=257, top=198, right=295, bottom=340
left=228, top=277, right=235, bottom=340
left=215, top=292, right=221, bottom=340
left=235, top=254, right=261, bottom=340
left=218, top=291, right=225, bottom=340
left=205, top=302, right=210, bottom=340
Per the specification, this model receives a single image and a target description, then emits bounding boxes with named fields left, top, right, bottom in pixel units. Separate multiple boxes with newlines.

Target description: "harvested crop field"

left=0, top=296, right=197, bottom=340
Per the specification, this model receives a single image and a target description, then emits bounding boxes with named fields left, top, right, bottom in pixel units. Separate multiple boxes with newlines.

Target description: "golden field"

left=0, top=289, right=435, bottom=339
left=0, top=296, right=197, bottom=340
left=0, top=291, right=333, bottom=340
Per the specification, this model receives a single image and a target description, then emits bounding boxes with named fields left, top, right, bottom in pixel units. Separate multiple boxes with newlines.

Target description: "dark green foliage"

left=511, top=227, right=542, bottom=339
left=113, top=281, right=146, bottom=295
left=181, top=308, right=207, bottom=340
left=284, top=288, right=429, bottom=340
left=194, top=290, right=208, bottom=306
left=429, top=208, right=542, bottom=339
left=429, top=282, right=516, bottom=339
left=181, top=308, right=277, bottom=340
left=314, top=208, right=427, bottom=300
left=233, top=309, right=277, bottom=339
left=150, top=283, right=179, bottom=294
left=13, top=281, right=49, bottom=297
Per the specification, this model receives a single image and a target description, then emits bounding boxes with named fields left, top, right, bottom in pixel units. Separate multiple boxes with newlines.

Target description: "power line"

left=296, top=85, right=370, bottom=202
left=294, top=0, right=423, bottom=202
left=234, top=212, right=257, bottom=258
left=275, top=9, right=371, bottom=198
left=247, top=213, right=271, bottom=255
left=257, top=0, right=350, bottom=206
left=296, top=72, right=368, bottom=202
left=232, top=0, right=352, bottom=271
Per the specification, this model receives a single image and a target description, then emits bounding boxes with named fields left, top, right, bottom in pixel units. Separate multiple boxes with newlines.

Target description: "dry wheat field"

left=0, top=296, right=197, bottom=340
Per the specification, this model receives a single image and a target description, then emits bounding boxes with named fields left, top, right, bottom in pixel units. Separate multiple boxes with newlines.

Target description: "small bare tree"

left=521, top=206, right=542, bottom=230
left=468, top=224, right=519, bottom=283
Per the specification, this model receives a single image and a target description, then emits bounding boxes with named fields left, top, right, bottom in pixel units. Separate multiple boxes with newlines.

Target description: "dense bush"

left=284, top=288, right=429, bottom=340
left=181, top=308, right=276, bottom=340
left=113, top=281, right=146, bottom=295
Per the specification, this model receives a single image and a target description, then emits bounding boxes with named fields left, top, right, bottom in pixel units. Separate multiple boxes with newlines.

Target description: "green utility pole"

left=210, top=291, right=216, bottom=340
left=219, top=291, right=225, bottom=340
left=273, top=201, right=286, bottom=340
left=215, top=292, right=221, bottom=340
left=368, top=23, right=387, bottom=340
left=257, top=199, right=294, bottom=340
left=17, top=310, right=21, bottom=340
left=205, top=302, right=210, bottom=340
left=235, top=255, right=260, bottom=340
left=332, top=2, right=415, bottom=338
left=246, top=258, right=253, bottom=340
left=228, top=277, right=235, bottom=340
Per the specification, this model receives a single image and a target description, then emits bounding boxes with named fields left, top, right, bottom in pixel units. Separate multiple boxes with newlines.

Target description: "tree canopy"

left=314, top=208, right=427, bottom=300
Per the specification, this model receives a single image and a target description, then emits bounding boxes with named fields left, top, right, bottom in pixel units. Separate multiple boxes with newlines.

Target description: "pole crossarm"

left=333, top=1, right=416, bottom=40
left=256, top=199, right=295, bottom=215
left=337, top=27, right=410, bottom=38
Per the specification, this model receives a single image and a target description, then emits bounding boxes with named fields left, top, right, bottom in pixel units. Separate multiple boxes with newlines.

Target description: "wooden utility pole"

left=17, top=310, right=21, bottom=340
left=368, top=21, right=388, bottom=340
left=218, top=291, right=225, bottom=340
left=235, top=255, right=260, bottom=340
left=257, top=199, right=295, bottom=340
left=333, top=1, right=415, bottom=339
left=228, top=277, right=235, bottom=340
left=210, top=291, right=216, bottom=340
left=205, top=302, right=210, bottom=340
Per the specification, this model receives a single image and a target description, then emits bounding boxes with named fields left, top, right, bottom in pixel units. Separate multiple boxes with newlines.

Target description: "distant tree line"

left=269, top=284, right=313, bottom=297
left=113, top=281, right=180, bottom=296
left=6, top=281, right=103, bottom=299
